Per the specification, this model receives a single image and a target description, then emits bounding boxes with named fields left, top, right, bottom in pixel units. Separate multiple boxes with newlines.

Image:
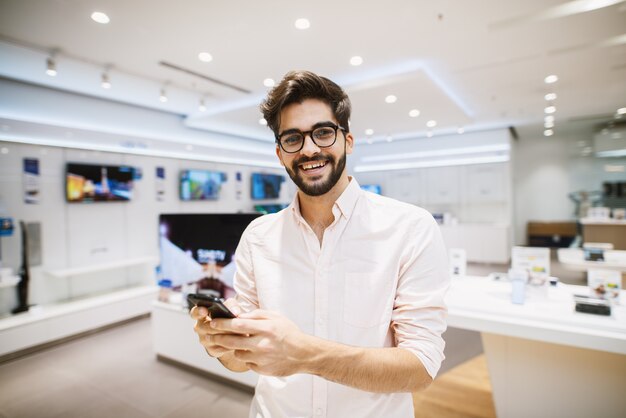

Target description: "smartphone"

left=186, top=293, right=236, bottom=319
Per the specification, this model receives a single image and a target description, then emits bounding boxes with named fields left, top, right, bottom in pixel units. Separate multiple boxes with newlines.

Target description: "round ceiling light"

left=409, top=109, right=420, bottom=118
left=91, top=12, right=110, bottom=24
left=350, top=56, right=363, bottom=66
left=544, top=74, right=558, bottom=84
left=198, top=52, right=213, bottom=62
left=426, top=120, right=437, bottom=128
left=385, top=95, right=397, bottom=104
left=294, top=18, right=310, bottom=30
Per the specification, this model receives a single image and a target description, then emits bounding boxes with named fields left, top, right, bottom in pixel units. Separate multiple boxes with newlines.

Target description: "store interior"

left=0, top=1, right=625, bottom=418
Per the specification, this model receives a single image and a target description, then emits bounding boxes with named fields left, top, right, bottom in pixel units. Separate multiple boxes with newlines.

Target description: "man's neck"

left=298, top=175, right=350, bottom=231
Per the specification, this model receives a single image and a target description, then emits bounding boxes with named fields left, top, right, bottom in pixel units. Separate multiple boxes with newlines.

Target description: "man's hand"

left=191, top=298, right=244, bottom=358
left=209, top=309, right=313, bottom=377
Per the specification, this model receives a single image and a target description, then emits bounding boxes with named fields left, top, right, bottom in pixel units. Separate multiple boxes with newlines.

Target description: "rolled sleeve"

left=392, top=215, right=450, bottom=378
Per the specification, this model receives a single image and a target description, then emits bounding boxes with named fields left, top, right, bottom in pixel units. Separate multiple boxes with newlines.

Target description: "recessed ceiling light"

left=617, top=107, right=626, bottom=115
left=385, top=95, right=397, bottom=104
left=457, top=127, right=465, bottom=134
left=544, top=105, right=556, bottom=114
left=544, top=74, right=558, bottom=84
left=350, top=56, right=363, bottom=66
left=91, top=11, right=110, bottom=24
left=545, top=115, right=555, bottom=123
left=544, top=93, right=557, bottom=101
left=426, top=120, right=437, bottom=128
left=365, top=128, right=374, bottom=136
left=263, top=78, right=275, bottom=87
left=544, top=129, right=554, bottom=136
left=198, top=52, right=213, bottom=62
left=259, top=118, right=267, bottom=126
left=294, top=18, right=310, bottom=30
left=544, top=121, right=554, bottom=128
left=409, top=109, right=420, bottom=118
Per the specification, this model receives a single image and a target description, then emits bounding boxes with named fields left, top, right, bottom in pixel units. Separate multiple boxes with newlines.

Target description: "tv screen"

left=254, top=204, right=288, bottom=214
left=360, top=184, right=382, bottom=195
left=180, top=170, right=226, bottom=201
left=159, top=213, right=260, bottom=298
left=66, top=163, right=133, bottom=202
left=251, top=173, right=285, bottom=199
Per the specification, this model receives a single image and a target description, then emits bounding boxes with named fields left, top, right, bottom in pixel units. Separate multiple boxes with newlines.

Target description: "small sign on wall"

left=156, top=166, right=165, bottom=201
left=23, top=158, right=40, bottom=204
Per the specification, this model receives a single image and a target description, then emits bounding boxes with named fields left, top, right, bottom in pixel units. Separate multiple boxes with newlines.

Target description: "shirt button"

left=316, top=408, right=323, bottom=415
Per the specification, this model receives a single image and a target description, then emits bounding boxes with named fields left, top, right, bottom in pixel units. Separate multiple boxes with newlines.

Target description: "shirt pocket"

left=343, top=272, right=394, bottom=328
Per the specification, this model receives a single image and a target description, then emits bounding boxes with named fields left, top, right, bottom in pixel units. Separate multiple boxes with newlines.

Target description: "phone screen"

left=187, top=293, right=236, bottom=318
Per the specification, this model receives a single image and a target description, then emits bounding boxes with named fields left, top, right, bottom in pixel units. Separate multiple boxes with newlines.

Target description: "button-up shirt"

left=234, top=177, right=449, bottom=418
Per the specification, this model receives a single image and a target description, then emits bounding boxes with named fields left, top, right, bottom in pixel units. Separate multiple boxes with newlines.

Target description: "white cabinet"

left=424, top=166, right=460, bottom=205
left=464, top=163, right=507, bottom=203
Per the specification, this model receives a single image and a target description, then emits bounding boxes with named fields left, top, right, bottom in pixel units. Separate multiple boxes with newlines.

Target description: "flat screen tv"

left=360, top=184, right=382, bottom=195
left=66, top=163, right=134, bottom=202
left=254, top=204, right=288, bottom=214
left=251, top=173, right=285, bottom=199
left=159, top=213, right=260, bottom=298
left=180, top=170, right=226, bottom=201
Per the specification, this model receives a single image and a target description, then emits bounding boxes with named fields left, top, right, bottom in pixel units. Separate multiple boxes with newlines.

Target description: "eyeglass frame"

left=275, top=122, right=346, bottom=154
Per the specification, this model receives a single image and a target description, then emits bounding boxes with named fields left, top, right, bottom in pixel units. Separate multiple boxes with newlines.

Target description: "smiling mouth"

left=299, top=160, right=328, bottom=171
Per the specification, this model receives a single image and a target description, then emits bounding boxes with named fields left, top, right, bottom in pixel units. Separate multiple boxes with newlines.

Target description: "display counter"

left=581, top=219, right=626, bottom=250
left=151, top=300, right=258, bottom=388
left=447, top=275, right=626, bottom=418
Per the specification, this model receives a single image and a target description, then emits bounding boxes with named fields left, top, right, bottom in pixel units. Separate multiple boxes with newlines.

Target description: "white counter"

left=447, top=276, right=626, bottom=418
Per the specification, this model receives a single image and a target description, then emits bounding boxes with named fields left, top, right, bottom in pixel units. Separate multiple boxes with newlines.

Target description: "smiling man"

left=191, top=70, right=449, bottom=418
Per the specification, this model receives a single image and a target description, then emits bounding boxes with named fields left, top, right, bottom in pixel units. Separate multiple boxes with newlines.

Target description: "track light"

left=159, top=88, right=168, bottom=103
left=101, top=72, right=111, bottom=89
left=198, top=98, right=206, bottom=112
left=46, top=57, right=57, bottom=77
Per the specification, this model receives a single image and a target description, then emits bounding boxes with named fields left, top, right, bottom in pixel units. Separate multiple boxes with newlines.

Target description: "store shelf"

left=0, top=285, right=158, bottom=358
left=45, top=256, right=158, bottom=278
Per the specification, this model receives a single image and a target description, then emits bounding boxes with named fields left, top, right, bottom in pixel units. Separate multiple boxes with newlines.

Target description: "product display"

left=180, top=170, right=227, bottom=201
left=158, top=213, right=260, bottom=296
left=66, top=163, right=134, bottom=202
left=251, top=173, right=284, bottom=199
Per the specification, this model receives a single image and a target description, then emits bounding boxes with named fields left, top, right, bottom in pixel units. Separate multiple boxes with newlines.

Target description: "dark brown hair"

left=260, top=70, right=351, bottom=137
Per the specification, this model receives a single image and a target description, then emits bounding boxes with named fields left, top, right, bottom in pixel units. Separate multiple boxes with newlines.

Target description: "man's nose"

left=300, top=133, right=321, bottom=156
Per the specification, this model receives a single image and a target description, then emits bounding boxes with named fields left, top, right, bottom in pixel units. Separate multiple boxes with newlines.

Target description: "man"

left=191, top=70, right=449, bottom=418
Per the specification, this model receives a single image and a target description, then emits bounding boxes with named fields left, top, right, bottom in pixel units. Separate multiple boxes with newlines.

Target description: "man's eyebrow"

left=279, top=121, right=336, bottom=136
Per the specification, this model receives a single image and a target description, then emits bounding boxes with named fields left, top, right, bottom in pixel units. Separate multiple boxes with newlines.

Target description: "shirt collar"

left=289, top=176, right=362, bottom=224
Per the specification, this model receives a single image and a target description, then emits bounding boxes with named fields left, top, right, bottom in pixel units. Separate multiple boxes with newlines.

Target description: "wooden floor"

left=413, top=355, right=496, bottom=418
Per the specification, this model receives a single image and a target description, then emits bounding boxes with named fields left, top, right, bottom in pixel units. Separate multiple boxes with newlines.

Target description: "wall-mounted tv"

left=180, top=170, right=227, bottom=201
left=66, top=163, right=134, bottom=202
left=251, top=173, right=285, bottom=200
left=159, top=213, right=260, bottom=298
left=360, top=184, right=382, bottom=195
left=254, top=204, right=288, bottom=214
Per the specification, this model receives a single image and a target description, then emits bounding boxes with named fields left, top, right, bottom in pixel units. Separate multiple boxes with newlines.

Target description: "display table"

left=151, top=300, right=258, bottom=388
left=447, top=276, right=626, bottom=418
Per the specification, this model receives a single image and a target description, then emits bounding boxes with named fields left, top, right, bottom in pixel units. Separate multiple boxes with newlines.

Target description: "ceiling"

left=0, top=0, right=625, bottom=147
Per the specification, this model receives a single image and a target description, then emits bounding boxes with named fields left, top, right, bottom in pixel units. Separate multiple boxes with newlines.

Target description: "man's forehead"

left=279, top=99, right=335, bottom=131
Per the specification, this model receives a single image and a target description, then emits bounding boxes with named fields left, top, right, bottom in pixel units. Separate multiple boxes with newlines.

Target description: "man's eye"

left=314, top=128, right=334, bottom=139
left=283, top=135, right=302, bottom=145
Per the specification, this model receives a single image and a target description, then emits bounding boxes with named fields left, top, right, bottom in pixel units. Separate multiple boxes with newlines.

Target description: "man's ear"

left=345, top=132, right=354, bottom=155
left=276, top=145, right=285, bottom=167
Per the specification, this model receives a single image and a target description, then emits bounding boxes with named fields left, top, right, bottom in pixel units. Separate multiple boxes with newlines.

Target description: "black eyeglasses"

left=276, top=123, right=346, bottom=153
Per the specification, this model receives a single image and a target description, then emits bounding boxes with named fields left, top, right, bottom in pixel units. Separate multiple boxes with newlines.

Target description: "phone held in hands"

left=187, top=293, right=236, bottom=319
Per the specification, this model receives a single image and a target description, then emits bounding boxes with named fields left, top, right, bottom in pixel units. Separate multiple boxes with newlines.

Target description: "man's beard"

left=285, top=149, right=347, bottom=197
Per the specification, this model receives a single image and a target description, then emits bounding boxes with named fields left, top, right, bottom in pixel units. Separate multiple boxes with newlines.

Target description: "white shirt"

left=234, top=177, right=449, bottom=418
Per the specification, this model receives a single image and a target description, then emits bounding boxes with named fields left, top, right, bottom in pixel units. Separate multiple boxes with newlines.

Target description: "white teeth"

left=302, top=161, right=326, bottom=170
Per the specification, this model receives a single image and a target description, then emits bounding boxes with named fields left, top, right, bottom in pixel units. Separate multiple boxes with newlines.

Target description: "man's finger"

left=190, top=305, right=209, bottom=319
left=237, top=309, right=277, bottom=320
left=223, top=298, right=243, bottom=316
left=211, top=317, right=270, bottom=334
